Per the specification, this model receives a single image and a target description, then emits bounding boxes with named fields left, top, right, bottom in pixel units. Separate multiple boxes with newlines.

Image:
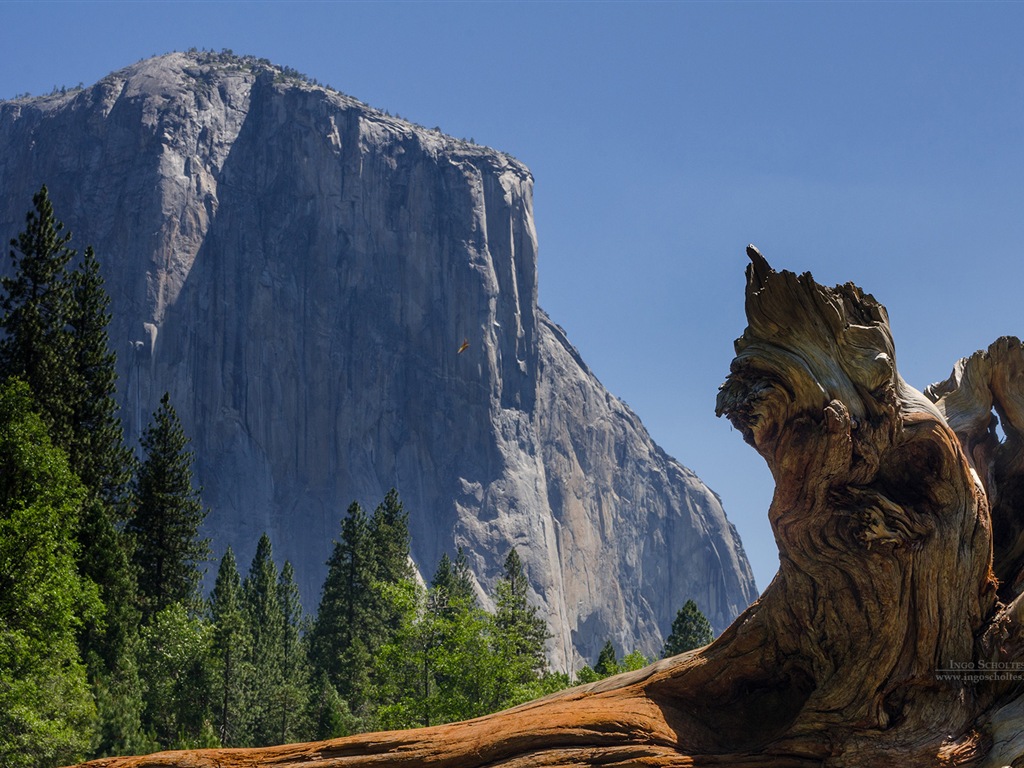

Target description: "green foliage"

left=490, top=548, right=550, bottom=708
left=0, top=187, right=78, bottom=448
left=129, top=392, right=210, bottom=620
left=0, top=190, right=140, bottom=750
left=577, top=641, right=650, bottom=684
left=372, top=579, right=435, bottom=729
left=375, top=545, right=560, bottom=730
left=138, top=603, right=215, bottom=748
left=425, top=588, right=502, bottom=720
left=368, top=489, right=415, bottom=646
left=620, top=649, right=650, bottom=672
left=276, top=561, right=310, bottom=744
left=594, top=640, right=617, bottom=676
left=308, top=501, right=374, bottom=716
left=431, top=547, right=476, bottom=612
left=243, top=534, right=284, bottom=745
left=66, top=245, right=133, bottom=505
left=662, top=598, right=714, bottom=658
left=209, top=548, right=250, bottom=746
left=374, top=570, right=493, bottom=728
left=0, top=379, right=98, bottom=767
left=0, top=190, right=143, bottom=761
left=307, top=674, right=359, bottom=740
left=89, top=648, right=147, bottom=758
left=308, top=490, right=415, bottom=723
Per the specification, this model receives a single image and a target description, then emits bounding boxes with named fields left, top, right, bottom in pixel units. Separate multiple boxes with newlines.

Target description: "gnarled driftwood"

left=79, top=247, right=1024, bottom=768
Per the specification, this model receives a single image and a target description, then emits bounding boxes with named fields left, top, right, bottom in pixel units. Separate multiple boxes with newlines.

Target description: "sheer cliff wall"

left=0, top=52, right=756, bottom=668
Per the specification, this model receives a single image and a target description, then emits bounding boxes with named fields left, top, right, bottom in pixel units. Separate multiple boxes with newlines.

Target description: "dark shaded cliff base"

left=76, top=248, right=1024, bottom=766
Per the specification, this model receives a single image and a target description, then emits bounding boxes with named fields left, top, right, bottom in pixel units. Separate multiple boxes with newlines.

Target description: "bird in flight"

left=457, top=338, right=470, bottom=354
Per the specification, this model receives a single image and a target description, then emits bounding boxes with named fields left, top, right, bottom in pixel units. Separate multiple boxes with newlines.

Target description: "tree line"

left=0, top=188, right=715, bottom=766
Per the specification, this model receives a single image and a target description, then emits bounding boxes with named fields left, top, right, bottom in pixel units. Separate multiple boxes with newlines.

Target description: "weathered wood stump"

left=80, top=248, right=1024, bottom=768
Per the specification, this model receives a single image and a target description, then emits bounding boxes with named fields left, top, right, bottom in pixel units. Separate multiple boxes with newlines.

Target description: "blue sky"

left=2, top=1, right=1022, bottom=593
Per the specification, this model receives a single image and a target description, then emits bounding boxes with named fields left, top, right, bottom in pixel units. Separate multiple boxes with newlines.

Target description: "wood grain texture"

left=78, top=248, right=1024, bottom=768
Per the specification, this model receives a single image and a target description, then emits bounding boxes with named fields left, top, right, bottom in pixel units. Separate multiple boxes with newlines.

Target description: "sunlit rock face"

left=0, top=51, right=756, bottom=668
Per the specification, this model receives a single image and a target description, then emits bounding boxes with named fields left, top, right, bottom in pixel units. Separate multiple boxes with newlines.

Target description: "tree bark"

left=79, top=247, right=1024, bottom=768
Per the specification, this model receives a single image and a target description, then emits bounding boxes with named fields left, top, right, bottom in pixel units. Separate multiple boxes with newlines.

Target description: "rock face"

left=0, top=52, right=755, bottom=668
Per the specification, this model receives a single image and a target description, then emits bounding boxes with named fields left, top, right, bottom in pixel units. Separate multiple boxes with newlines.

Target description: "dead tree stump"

left=79, top=247, right=1024, bottom=768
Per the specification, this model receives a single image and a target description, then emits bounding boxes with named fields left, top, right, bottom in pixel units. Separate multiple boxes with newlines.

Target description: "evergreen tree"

left=370, top=489, right=413, bottom=582
left=490, top=548, right=550, bottom=709
left=594, top=640, right=617, bottom=677
left=0, top=190, right=140, bottom=751
left=209, top=548, right=250, bottom=747
left=0, top=379, right=99, bottom=767
left=66, top=245, right=134, bottom=504
left=129, top=392, right=210, bottom=621
left=431, top=547, right=476, bottom=615
left=66, top=247, right=142, bottom=753
left=662, top=599, right=714, bottom=658
left=307, top=674, right=358, bottom=740
left=368, top=489, right=414, bottom=638
left=307, top=501, right=374, bottom=715
left=576, top=644, right=648, bottom=684
left=0, top=186, right=78, bottom=448
left=277, top=561, right=309, bottom=744
left=89, top=648, right=147, bottom=758
left=432, top=553, right=455, bottom=591
left=309, top=491, right=416, bottom=724
left=243, top=534, right=284, bottom=745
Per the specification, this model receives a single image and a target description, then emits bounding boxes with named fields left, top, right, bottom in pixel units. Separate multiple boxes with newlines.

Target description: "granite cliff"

left=0, top=52, right=756, bottom=668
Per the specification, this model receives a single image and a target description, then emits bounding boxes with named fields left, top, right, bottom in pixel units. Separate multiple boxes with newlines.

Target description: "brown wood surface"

left=78, top=248, right=1024, bottom=768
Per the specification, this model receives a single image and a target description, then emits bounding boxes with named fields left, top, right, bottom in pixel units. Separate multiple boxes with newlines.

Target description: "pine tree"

left=594, top=640, right=617, bottom=676
left=66, top=245, right=133, bottom=504
left=66, top=247, right=142, bottom=753
left=575, top=643, right=648, bottom=684
left=307, top=673, right=358, bottom=740
left=209, top=548, right=250, bottom=747
left=0, top=186, right=78, bottom=448
left=451, top=548, right=474, bottom=601
left=129, top=392, right=210, bottom=621
left=309, top=492, right=417, bottom=725
left=243, top=534, right=284, bottom=745
left=368, top=489, right=414, bottom=641
left=490, top=548, right=550, bottom=709
left=277, top=561, right=309, bottom=744
left=0, top=190, right=141, bottom=754
left=307, top=501, right=374, bottom=715
left=369, top=489, right=413, bottom=583
left=0, top=378, right=99, bottom=766
left=661, top=598, right=714, bottom=657
left=431, top=547, right=476, bottom=616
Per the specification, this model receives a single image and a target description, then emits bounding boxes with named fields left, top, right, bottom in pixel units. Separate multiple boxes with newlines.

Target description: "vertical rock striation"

left=0, top=51, right=755, bottom=668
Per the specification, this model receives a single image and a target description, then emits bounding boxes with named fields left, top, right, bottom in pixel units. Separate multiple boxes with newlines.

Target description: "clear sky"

left=2, top=1, right=1022, bottom=593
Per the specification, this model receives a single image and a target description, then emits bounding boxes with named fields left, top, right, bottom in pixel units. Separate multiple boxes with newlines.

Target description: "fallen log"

left=79, top=247, right=1024, bottom=768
